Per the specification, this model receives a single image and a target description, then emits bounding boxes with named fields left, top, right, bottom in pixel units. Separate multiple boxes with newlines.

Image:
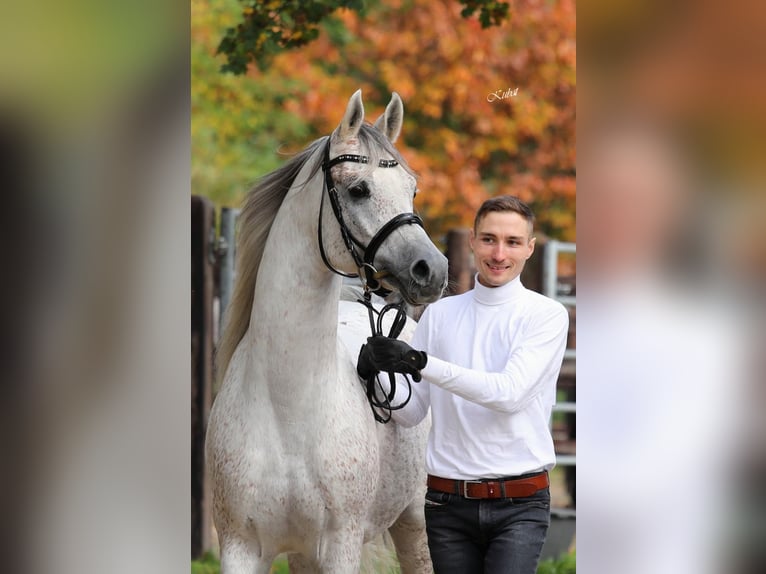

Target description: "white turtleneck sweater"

left=394, top=275, right=569, bottom=480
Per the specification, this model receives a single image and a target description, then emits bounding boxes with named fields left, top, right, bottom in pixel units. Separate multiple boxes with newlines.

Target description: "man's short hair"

left=474, top=195, right=535, bottom=234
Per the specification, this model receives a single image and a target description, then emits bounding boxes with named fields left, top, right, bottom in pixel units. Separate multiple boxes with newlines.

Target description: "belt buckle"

left=462, top=480, right=483, bottom=499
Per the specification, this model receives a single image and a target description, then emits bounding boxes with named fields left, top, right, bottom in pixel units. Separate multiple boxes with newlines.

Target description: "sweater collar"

left=472, top=274, right=525, bottom=305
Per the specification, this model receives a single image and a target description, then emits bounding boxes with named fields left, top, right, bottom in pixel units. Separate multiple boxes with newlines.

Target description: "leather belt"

left=427, top=472, right=549, bottom=499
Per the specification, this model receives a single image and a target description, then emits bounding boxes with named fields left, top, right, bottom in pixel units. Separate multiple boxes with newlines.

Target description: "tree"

left=192, top=0, right=575, bottom=242
left=217, top=0, right=511, bottom=74
left=192, top=0, right=317, bottom=206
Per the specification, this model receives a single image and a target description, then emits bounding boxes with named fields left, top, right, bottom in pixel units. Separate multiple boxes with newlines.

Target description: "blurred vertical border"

left=0, top=1, right=190, bottom=572
left=578, top=0, right=766, bottom=573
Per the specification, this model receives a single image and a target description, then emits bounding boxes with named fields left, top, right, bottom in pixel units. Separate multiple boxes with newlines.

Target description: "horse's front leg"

left=288, top=553, right=320, bottom=574
left=218, top=532, right=275, bottom=574
left=315, top=521, right=366, bottom=573
left=389, top=500, right=432, bottom=574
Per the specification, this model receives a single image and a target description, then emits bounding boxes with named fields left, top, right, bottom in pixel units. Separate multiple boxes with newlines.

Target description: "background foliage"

left=192, top=0, right=575, bottom=243
left=216, top=0, right=511, bottom=74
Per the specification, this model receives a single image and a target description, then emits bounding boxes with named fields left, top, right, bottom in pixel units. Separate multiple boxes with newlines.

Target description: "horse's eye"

left=348, top=183, right=370, bottom=199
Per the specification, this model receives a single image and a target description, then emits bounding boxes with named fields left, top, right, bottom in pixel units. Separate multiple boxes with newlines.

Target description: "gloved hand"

left=357, top=336, right=428, bottom=382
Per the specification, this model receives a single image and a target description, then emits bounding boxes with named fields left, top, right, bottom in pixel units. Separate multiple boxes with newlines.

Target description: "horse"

left=206, top=90, right=449, bottom=573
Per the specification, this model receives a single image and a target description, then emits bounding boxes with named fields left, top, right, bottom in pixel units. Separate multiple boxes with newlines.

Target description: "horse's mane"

left=215, top=124, right=415, bottom=386
left=215, top=136, right=326, bottom=385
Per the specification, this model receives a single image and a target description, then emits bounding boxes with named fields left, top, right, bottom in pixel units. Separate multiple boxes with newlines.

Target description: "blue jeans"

left=424, top=484, right=550, bottom=574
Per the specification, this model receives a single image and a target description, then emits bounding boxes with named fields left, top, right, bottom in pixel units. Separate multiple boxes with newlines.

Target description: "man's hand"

left=357, top=336, right=428, bottom=382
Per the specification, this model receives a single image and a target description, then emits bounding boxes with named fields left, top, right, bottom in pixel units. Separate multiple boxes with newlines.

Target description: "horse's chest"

left=243, top=409, right=379, bottom=500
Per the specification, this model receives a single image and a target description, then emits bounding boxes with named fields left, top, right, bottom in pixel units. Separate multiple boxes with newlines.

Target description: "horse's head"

left=321, top=90, right=448, bottom=305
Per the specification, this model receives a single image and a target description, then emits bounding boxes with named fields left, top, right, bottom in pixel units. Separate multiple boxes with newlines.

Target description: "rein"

left=318, top=138, right=421, bottom=423
left=355, top=296, right=415, bottom=424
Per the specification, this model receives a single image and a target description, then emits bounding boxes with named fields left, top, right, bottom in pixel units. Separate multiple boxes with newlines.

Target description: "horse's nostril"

left=411, top=259, right=431, bottom=282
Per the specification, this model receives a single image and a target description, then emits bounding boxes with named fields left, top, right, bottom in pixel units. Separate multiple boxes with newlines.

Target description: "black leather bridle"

left=317, top=137, right=425, bottom=423
left=318, top=138, right=424, bottom=297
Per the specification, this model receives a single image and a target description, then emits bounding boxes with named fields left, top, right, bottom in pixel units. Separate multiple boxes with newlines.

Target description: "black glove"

left=357, top=336, right=428, bottom=382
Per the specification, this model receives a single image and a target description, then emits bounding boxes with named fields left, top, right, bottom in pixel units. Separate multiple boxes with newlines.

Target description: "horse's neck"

left=249, top=170, right=343, bottom=388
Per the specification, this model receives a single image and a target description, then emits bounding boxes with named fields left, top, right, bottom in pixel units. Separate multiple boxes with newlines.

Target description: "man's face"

left=469, top=211, right=535, bottom=288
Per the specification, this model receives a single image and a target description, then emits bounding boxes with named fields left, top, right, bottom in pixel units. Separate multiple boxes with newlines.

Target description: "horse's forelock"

left=343, top=124, right=417, bottom=186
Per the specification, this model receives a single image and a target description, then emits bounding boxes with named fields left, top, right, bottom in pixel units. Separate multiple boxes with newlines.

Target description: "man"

left=358, top=195, right=569, bottom=573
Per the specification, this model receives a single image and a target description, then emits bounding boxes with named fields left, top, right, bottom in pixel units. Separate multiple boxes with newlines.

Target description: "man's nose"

left=491, top=243, right=506, bottom=260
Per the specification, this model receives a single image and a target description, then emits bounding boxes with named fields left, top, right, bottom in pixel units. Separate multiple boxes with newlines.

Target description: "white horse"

left=207, top=90, right=448, bottom=573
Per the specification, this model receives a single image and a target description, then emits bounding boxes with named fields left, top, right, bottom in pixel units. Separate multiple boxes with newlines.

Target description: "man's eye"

left=348, top=183, right=370, bottom=198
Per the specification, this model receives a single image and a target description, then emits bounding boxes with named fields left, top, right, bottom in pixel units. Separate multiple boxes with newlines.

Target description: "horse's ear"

left=337, top=89, right=365, bottom=141
left=374, top=92, right=404, bottom=143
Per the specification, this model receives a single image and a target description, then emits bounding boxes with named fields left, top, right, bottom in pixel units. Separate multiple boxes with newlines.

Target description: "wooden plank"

left=191, top=196, right=215, bottom=558
left=445, top=228, right=474, bottom=295
left=521, top=235, right=546, bottom=294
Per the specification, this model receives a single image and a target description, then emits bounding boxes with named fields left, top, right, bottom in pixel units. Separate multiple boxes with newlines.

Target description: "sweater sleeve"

left=421, top=304, right=569, bottom=413
left=389, top=370, right=431, bottom=428
left=375, top=308, right=433, bottom=428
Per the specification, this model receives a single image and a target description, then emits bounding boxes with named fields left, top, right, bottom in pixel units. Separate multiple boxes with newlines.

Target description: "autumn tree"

left=216, top=0, right=511, bottom=73
left=192, top=0, right=575, bottom=243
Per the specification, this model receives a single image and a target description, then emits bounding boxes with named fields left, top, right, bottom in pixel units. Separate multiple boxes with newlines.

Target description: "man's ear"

left=526, top=236, right=537, bottom=259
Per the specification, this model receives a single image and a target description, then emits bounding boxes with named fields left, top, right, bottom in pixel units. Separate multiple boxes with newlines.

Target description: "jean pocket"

left=515, top=487, right=551, bottom=509
left=424, top=488, right=453, bottom=509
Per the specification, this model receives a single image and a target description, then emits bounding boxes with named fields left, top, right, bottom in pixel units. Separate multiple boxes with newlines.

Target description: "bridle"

left=318, top=138, right=424, bottom=298
left=318, top=137, right=423, bottom=423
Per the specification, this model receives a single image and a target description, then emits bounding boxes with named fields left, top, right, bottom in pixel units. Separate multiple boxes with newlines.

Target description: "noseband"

left=318, top=138, right=424, bottom=297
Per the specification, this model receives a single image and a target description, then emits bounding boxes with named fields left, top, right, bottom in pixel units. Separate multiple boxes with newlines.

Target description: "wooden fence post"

left=520, top=235, right=546, bottom=294
left=445, top=228, right=474, bottom=295
left=191, top=196, right=214, bottom=558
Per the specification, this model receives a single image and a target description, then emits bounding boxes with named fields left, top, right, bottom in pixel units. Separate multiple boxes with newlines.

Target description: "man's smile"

left=487, top=262, right=510, bottom=271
